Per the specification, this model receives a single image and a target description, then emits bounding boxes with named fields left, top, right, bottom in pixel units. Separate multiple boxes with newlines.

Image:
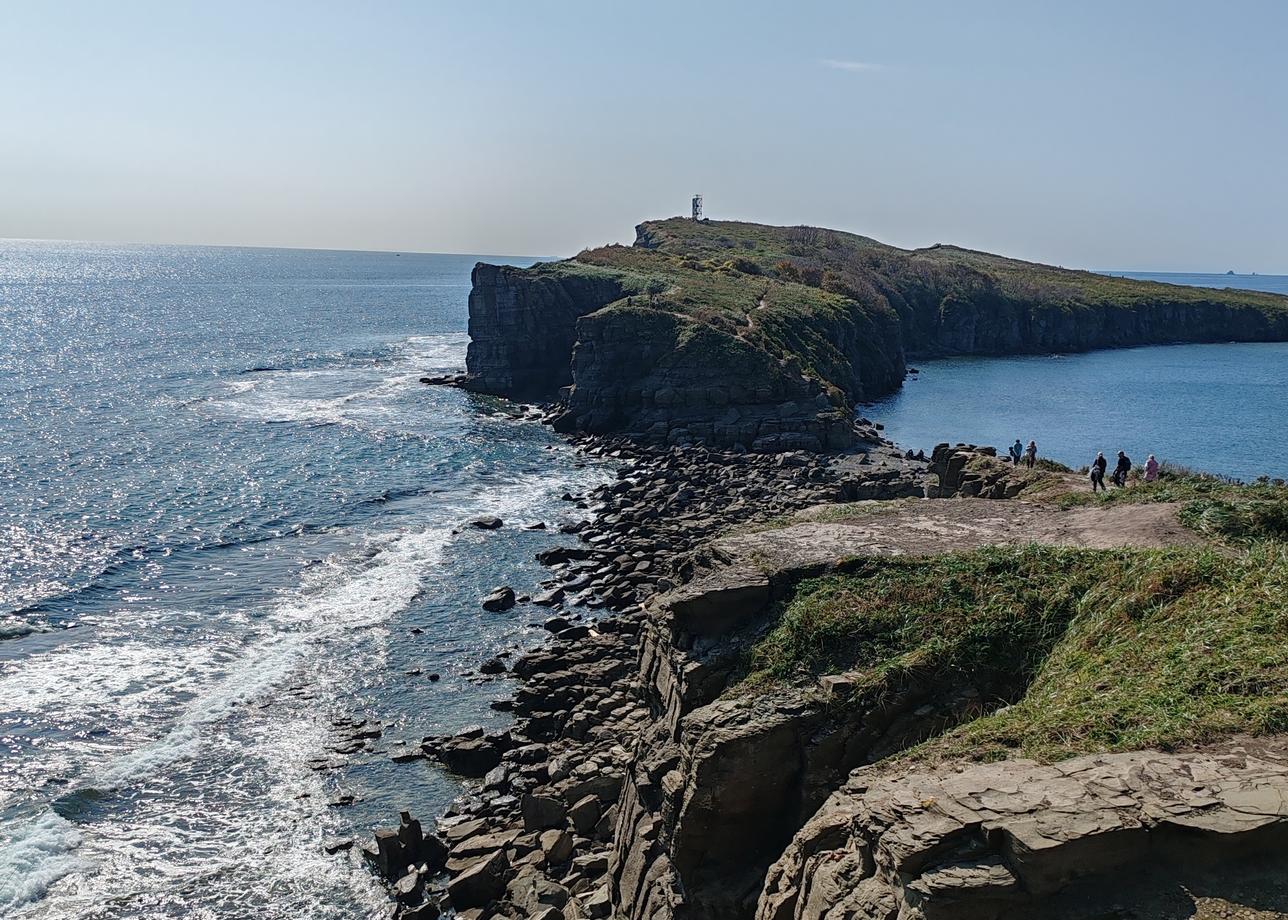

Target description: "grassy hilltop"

left=509, top=217, right=1288, bottom=412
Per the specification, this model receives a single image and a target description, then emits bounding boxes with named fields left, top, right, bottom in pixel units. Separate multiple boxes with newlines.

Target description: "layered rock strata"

left=758, top=741, right=1288, bottom=920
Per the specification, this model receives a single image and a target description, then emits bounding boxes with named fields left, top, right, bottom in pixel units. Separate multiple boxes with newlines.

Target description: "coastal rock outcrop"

left=554, top=305, right=862, bottom=452
left=465, top=262, right=629, bottom=398
left=757, top=741, right=1288, bottom=920
left=458, top=217, right=1288, bottom=451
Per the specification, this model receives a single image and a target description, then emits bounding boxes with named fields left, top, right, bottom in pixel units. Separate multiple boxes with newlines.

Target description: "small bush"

left=773, top=260, right=801, bottom=282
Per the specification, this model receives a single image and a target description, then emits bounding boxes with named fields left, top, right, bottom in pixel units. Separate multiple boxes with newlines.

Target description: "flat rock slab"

left=758, top=738, right=1288, bottom=920
left=723, top=498, right=1201, bottom=569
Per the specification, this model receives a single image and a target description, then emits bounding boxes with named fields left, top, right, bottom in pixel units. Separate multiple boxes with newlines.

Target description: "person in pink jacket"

left=1144, top=455, right=1160, bottom=482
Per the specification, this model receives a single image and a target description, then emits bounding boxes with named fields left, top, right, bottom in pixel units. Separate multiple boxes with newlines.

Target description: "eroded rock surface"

left=758, top=740, right=1288, bottom=920
left=612, top=494, right=1206, bottom=920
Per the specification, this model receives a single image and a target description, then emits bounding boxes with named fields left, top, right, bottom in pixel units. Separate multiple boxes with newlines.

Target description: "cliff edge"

left=462, top=218, right=1288, bottom=451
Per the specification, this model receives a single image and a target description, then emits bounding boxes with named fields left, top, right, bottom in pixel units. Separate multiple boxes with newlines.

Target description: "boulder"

left=506, top=865, right=571, bottom=915
left=447, top=848, right=510, bottom=911
left=521, top=793, right=568, bottom=831
left=482, top=586, right=516, bottom=612
left=539, top=828, right=576, bottom=866
left=436, top=735, right=505, bottom=777
left=568, top=795, right=602, bottom=835
left=469, top=516, right=504, bottom=530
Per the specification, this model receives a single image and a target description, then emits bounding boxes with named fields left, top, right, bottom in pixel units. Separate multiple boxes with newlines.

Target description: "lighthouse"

left=691, top=194, right=703, bottom=221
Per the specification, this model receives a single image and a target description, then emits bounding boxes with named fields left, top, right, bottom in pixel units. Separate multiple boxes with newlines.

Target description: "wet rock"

left=533, top=587, right=566, bottom=607
left=482, top=586, right=516, bottom=612
left=435, top=734, right=506, bottom=777
left=479, top=657, right=507, bottom=675
left=470, top=516, right=504, bottom=530
left=394, top=868, right=425, bottom=905
left=399, top=902, right=440, bottom=920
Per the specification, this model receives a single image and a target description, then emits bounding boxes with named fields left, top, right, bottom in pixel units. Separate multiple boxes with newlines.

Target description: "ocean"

left=866, top=272, right=1288, bottom=482
left=2, top=250, right=1285, bottom=919
left=0, top=241, right=612, bottom=918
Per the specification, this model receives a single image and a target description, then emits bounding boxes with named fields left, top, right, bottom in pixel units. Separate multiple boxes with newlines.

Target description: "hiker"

left=1112, top=450, right=1132, bottom=487
left=1144, top=454, right=1159, bottom=482
left=1023, top=440, right=1037, bottom=469
left=1091, top=451, right=1108, bottom=492
left=1009, top=439, right=1023, bottom=465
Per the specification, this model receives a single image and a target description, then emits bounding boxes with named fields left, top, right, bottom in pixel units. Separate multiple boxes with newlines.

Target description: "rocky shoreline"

left=358, top=424, right=928, bottom=919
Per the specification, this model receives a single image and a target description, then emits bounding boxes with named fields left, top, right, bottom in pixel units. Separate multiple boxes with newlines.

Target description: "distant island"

left=461, top=218, right=1288, bottom=452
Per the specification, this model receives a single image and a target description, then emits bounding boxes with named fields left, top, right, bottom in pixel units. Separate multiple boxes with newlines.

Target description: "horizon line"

left=0, top=234, right=1282, bottom=280
left=0, top=234, right=556, bottom=262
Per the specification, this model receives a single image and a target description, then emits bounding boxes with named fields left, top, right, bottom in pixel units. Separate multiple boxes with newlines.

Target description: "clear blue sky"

left=2, top=1, right=1285, bottom=270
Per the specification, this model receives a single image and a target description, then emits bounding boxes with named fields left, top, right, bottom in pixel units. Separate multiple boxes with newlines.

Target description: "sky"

left=1, top=1, right=1285, bottom=270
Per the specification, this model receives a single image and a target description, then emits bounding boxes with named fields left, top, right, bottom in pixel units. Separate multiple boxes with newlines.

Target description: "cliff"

left=462, top=218, right=1288, bottom=450
left=606, top=469, right=1288, bottom=920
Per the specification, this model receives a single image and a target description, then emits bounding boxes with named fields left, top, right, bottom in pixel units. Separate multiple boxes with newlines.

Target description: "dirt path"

left=711, top=498, right=1203, bottom=576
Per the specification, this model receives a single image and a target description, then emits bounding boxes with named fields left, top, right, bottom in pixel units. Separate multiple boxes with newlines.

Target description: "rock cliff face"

left=601, top=480, right=1264, bottom=920
left=555, top=306, right=860, bottom=452
left=465, top=263, right=629, bottom=398
left=757, top=741, right=1288, bottom=920
left=460, top=219, right=1288, bottom=451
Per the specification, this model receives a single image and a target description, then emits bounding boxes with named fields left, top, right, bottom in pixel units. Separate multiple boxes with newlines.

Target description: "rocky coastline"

left=355, top=414, right=1288, bottom=920
left=360, top=215, right=1288, bottom=920
left=359, top=425, right=929, bottom=919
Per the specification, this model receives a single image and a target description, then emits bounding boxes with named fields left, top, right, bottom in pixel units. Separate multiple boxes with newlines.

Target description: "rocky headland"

left=461, top=218, right=1288, bottom=452
left=379, top=219, right=1288, bottom=920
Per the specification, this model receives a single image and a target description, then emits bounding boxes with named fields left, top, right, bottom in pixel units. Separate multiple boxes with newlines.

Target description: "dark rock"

left=567, top=795, right=601, bottom=835
left=436, top=736, right=504, bottom=777
left=533, top=587, right=566, bottom=607
left=323, top=837, right=353, bottom=855
left=469, top=516, right=504, bottom=530
left=446, top=848, right=509, bottom=910
left=482, top=586, right=516, bottom=612
left=521, top=793, right=567, bottom=831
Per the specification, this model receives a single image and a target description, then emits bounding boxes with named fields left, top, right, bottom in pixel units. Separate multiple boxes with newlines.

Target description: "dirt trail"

left=714, top=498, right=1202, bottom=575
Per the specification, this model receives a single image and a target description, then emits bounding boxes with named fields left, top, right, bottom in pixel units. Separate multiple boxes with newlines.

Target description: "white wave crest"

left=0, top=813, right=86, bottom=911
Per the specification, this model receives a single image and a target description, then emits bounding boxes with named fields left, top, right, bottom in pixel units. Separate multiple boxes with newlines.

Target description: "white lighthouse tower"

left=691, top=194, right=703, bottom=221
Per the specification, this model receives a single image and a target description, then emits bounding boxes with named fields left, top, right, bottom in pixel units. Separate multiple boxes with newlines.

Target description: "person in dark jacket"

left=1009, top=439, right=1023, bottom=465
left=1112, top=450, right=1132, bottom=487
left=1091, top=452, right=1108, bottom=492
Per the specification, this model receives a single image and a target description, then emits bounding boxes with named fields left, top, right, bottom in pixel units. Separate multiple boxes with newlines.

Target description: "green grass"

left=743, top=539, right=1288, bottom=764
left=1054, top=469, right=1288, bottom=544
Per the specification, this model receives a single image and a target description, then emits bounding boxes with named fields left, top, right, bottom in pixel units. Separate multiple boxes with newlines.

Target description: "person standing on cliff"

left=1091, top=452, right=1108, bottom=492
left=1009, top=439, right=1023, bottom=465
left=1144, top=454, right=1160, bottom=482
left=1112, top=450, right=1132, bottom=487
left=1023, top=440, right=1037, bottom=469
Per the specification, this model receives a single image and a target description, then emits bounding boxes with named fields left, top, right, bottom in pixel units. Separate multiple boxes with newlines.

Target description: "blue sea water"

left=866, top=272, right=1288, bottom=481
left=0, top=241, right=611, bottom=918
